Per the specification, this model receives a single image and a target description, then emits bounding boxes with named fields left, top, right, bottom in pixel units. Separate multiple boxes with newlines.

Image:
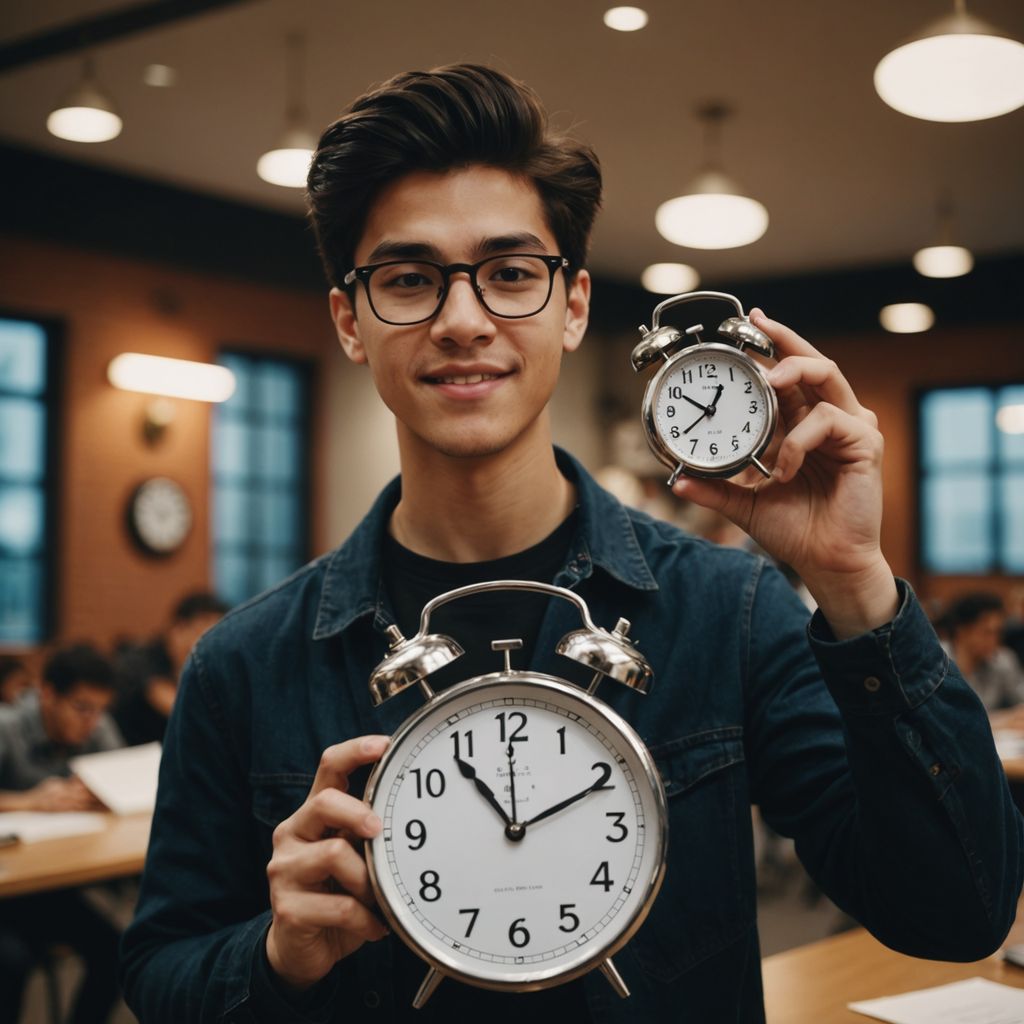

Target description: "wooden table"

left=0, top=812, right=151, bottom=898
left=763, top=923, right=1024, bottom=1023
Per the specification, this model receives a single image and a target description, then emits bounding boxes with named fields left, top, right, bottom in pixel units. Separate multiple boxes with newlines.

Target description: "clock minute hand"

left=681, top=394, right=708, bottom=413
left=521, top=762, right=613, bottom=829
left=454, top=755, right=511, bottom=826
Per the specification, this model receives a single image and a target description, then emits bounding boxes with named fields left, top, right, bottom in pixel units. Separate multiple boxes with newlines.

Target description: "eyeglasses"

left=343, top=254, right=570, bottom=326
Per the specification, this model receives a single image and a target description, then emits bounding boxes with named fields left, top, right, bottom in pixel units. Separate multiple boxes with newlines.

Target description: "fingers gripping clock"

left=362, top=581, right=668, bottom=1008
left=632, top=290, right=779, bottom=485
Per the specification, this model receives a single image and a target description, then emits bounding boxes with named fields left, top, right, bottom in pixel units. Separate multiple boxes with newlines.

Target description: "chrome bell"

left=368, top=625, right=464, bottom=706
left=717, top=315, right=774, bottom=358
left=557, top=617, right=653, bottom=693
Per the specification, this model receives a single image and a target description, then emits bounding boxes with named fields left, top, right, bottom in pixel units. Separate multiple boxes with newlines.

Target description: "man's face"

left=330, top=165, right=590, bottom=462
left=959, top=610, right=1005, bottom=663
left=40, top=681, right=114, bottom=747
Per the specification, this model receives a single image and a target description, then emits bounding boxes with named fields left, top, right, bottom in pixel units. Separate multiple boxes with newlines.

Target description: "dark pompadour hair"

left=306, top=63, right=602, bottom=290
left=43, top=643, right=116, bottom=695
left=936, top=591, right=1005, bottom=636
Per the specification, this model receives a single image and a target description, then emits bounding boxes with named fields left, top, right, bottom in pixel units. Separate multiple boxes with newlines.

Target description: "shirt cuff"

left=807, top=578, right=948, bottom=715
left=247, top=923, right=342, bottom=1024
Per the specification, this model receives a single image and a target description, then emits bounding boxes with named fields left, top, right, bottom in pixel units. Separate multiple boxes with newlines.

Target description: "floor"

left=18, top=834, right=845, bottom=1023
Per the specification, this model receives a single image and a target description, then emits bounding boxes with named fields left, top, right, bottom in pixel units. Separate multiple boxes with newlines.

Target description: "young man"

left=0, top=643, right=124, bottom=1024
left=121, top=65, right=1022, bottom=1022
left=113, top=590, right=229, bottom=746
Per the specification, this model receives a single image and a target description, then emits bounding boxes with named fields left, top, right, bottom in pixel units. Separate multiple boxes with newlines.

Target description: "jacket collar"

left=312, top=447, right=658, bottom=641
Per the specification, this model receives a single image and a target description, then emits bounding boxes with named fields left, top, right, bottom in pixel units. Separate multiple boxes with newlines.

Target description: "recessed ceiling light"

left=604, top=7, right=648, bottom=32
left=641, top=263, right=700, bottom=294
left=879, top=303, right=934, bottom=333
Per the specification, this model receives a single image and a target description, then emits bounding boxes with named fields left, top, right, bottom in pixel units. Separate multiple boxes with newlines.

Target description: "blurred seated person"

left=936, top=592, right=1024, bottom=722
left=0, top=655, right=33, bottom=705
left=0, top=643, right=123, bottom=1024
left=113, top=590, right=228, bottom=746
left=0, top=642, right=122, bottom=811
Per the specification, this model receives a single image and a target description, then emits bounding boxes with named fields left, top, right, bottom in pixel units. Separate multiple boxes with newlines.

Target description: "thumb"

left=671, top=475, right=752, bottom=528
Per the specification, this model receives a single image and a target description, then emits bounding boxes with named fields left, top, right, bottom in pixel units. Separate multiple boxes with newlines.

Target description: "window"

left=211, top=352, right=311, bottom=606
left=919, top=385, right=1024, bottom=574
left=0, top=316, right=57, bottom=644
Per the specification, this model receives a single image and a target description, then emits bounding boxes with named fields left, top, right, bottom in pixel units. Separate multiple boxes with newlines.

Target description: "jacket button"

left=863, top=676, right=881, bottom=692
left=364, top=990, right=380, bottom=1008
left=929, top=763, right=942, bottom=777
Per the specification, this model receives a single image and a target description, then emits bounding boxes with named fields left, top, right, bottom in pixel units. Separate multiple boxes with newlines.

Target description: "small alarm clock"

left=631, top=290, right=779, bottom=485
left=363, top=580, right=668, bottom=1008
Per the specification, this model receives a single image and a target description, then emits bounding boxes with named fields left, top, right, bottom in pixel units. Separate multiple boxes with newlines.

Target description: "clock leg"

left=750, top=456, right=772, bottom=478
left=598, top=957, right=631, bottom=998
left=412, top=966, right=444, bottom=1009
left=667, top=463, right=685, bottom=487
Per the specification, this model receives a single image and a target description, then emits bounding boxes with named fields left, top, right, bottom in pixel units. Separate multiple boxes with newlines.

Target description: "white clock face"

left=366, top=675, right=666, bottom=990
left=131, top=477, right=192, bottom=554
left=651, top=344, right=774, bottom=475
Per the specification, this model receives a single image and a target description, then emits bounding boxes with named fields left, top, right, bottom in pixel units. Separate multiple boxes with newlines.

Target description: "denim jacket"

left=121, top=450, right=1023, bottom=1023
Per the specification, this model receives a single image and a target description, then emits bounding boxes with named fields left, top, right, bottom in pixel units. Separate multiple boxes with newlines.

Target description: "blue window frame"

left=0, top=316, right=58, bottom=645
left=919, top=385, right=1024, bottom=574
left=211, top=351, right=311, bottom=606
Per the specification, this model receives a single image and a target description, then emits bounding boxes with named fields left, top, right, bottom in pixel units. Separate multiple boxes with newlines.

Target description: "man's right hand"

left=265, top=735, right=391, bottom=991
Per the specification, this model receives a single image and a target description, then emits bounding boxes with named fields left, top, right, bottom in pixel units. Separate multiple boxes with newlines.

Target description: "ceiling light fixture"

left=143, top=64, right=177, bottom=88
left=46, top=56, right=122, bottom=144
left=108, top=354, right=236, bottom=403
left=257, top=33, right=316, bottom=188
left=655, top=103, right=768, bottom=250
left=603, top=7, right=649, bottom=32
left=879, top=303, right=935, bottom=334
left=913, top=197, right=974, bottom=278
left=641, top=263, right=700, bottom=294
left=996, top=404, right=1024, bottom=434
left=874, top=0, right=1024, bottom=122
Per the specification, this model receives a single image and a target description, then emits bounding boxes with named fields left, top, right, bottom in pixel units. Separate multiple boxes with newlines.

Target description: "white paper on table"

left=70, top=742, right=162, bottom=815
left=848, top=976, right=1024, bottom=1023
left=0, top=811, right=109, bottom=844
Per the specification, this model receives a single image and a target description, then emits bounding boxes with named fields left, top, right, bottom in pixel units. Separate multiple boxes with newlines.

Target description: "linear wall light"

left=108, top=353, right=236, bottom=402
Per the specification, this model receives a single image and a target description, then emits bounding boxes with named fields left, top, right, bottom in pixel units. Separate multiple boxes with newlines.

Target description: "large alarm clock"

left=631, top=290, right=779, bottom=485
left=363, top=580, right=668, bottom=1008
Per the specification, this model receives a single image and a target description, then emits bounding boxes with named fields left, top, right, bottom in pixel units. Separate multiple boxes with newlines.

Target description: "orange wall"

left=0, top=235, right=336, bottom=652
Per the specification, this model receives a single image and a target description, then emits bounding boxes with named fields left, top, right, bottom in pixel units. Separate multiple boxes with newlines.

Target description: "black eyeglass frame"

left=342, top=254, right=571, bottom=326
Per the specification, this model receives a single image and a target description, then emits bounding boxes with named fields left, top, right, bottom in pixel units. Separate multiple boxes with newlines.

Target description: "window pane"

left=0, top=557, right=42, bottom=644
left=257, top=362, right=302, bottom=420
left=215, top=551, right=252, bottom=608
left=257, top=554, right=296, bottom=592
left=0, top=485, right=44, bottom=553
left=997, top=385, right=1024, bottom=465
left=258, top=489, right=297, bottom=547
left=0, top=320, right=46, bottom=395
left=920, top=389, right=993, bottom=470
left=0, top=398, right=46, bottom=482
left=921, top=472, right=993, bottom=572
left=212, top=416, right=250, bottom=480
left=1001, top=472, right=1024, bottom=572
left=257, top=424, right=300, bottom=482
left=214, top=484, right=252, bottom=544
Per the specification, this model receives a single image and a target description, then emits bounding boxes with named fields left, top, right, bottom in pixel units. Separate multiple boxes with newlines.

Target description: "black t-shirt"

left=381, top=510, right=593, bottom=1021
left=113, top=639, right=174, bottom=747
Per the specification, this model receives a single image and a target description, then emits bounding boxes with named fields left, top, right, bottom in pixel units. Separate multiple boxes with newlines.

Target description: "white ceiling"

left=1, top=0, right=1023, bottom=286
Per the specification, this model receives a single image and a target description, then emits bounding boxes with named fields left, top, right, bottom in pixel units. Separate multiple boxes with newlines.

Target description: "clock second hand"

left=507, top=743, right=518, bottom=826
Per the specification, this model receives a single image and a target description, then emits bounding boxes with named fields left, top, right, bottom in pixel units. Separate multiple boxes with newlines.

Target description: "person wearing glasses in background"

left=0, top=643, right=124, bottom=1024
left=121, top=65, right=1022, bottom=1023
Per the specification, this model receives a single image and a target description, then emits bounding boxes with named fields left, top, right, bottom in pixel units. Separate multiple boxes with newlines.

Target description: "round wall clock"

left=363, top=580, right=668, bottom=1009
left=126, top=476, right=192, bottom=556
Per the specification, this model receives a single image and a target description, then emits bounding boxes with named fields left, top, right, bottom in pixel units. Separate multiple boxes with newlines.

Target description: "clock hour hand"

left=521, top=762, right=613, bottom=829
left=708, top=383, right=724, bottom=412
left=453, top=755, right=511, bottom=826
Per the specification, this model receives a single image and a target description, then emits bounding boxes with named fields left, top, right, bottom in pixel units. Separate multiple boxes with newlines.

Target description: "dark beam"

left=0, top=0, right=254, bottom=74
